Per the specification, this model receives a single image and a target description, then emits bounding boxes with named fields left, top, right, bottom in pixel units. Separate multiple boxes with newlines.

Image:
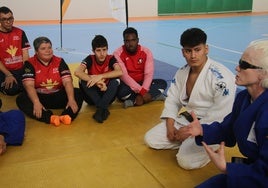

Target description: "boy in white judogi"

left=144, top=28, right=236, bottom=170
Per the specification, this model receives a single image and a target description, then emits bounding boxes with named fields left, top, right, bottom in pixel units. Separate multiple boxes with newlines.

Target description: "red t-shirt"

left=81, top=54, right=117, bottom=83
left=0, top=27, right=30, bottom=70
left=22, top=55, right=72, bottom=94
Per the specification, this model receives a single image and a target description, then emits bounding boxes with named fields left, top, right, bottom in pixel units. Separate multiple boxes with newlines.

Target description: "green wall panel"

left=238, top=0, right=253, bottom=11
left=158, top=0, right=252, bottom=15
left=222, top=0, right=238, bottom=11
left=191, top=0, right=207, bottom=13
left=207, top=0, right=223, bottom=12
left=174, top=0, right=191, bottom=13
left=158, top=0, right=175, bottom=14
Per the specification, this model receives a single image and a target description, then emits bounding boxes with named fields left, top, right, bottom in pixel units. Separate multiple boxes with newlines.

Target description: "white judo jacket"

left=161, top=57, right=237, bottom=125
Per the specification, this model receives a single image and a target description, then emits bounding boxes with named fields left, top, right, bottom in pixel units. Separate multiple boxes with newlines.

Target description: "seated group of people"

left=1, top=6, right=268, bottom=187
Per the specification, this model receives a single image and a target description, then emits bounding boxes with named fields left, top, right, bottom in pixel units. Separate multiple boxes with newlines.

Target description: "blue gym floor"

left=19, top=14, right=268, bottom=83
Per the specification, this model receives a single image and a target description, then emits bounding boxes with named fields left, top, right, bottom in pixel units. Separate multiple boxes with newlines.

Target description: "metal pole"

left=125, top=0, right=128, bottom=28
left=60, top=0, right=63, bottom=48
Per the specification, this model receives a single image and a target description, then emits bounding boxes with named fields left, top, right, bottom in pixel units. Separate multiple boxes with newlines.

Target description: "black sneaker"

left=102, top=109, right=110, bottom=120
left=93, top=108, right=104, bottom=123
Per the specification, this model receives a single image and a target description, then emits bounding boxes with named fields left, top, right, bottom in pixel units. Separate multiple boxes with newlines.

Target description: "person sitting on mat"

left=74, top=35, right=122, bottom=123
left=144, top=28, right=236, bottom=170
left=0, top=98, right=25, bottom=155
left=114, top=27, right=167, bottom=108
left=16, top=36, right=83, bottom=126
left=0, top=6, right=31, bottom=95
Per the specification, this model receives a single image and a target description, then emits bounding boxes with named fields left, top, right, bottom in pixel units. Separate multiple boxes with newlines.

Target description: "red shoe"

left=60, top=115, right=71, bottom=125
left=50, top=115, right=60, bottom=126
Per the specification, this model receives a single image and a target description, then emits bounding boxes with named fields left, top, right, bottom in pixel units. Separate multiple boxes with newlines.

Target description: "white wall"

left=0, top=0, right=157, bottom=21
left=0, top=0, right=266, bottom=21
left=252, top=0, right=268, bottom=12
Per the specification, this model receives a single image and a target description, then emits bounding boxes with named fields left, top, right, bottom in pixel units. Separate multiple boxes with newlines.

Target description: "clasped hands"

left=87, top=75, right=107, bottom=91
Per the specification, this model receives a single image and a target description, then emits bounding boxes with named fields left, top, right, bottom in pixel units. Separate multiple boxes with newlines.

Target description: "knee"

left=176, top=155, right=195, bottom=170
left=176, top=153, right=210, bottom=170
left=1, top=84, right=20, bottom=96
left=144, top=131, right=158, bottom=149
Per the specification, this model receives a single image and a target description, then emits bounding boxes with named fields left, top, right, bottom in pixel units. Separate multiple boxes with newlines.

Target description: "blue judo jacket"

left=0, top=110, right=25, bottom=145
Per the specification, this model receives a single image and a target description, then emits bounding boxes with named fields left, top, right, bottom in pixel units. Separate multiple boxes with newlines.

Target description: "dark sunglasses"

left=239, top=59, right=262, bottom=70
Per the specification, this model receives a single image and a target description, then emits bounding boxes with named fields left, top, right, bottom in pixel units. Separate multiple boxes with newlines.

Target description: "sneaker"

left=124, top=100, right=134, bottom=108
left=93, top=108, right=104, bottom=123
left=50, top=115, right=60, bottom=126
left=102, top=109, right=110, bottom=120
left=154, top=93, right=166, bottom=101
left=60, top=115, right=72, bottom=125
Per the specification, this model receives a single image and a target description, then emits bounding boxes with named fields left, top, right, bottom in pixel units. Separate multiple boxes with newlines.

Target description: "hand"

left=96, top=79, right=107, bottom=91
left=142, top=93, right=152, bottom=103
left=33, top=101, right=45, bottom=118
left=166, top=123, right=177, bottom=141
left=135, top=94, right=144, bottom=106
left=186, top=111, right=203, bottom=136
left=202, top=141, right=227, bottom=173
left=0, top=135, right=7, bottom=155
left=4, top=75, right=17, bottom=89
left=175, top=126, right=191, bottom=142
left=66, top=99, right=79, bottom=114
left=87, top=75, right=103, bottom=88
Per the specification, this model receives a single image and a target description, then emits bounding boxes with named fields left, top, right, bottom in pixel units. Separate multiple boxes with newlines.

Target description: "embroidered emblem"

left=138, top=58, right=143, bottom=64
left=216, top=81, right=229, bottom=96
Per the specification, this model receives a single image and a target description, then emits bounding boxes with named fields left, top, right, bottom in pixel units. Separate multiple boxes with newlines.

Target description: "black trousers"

left=0, top=69, right=23, bottom=96
left=16, top=88, right=83, bottom=124
left=117, top=79, right=167, bottom=102
left=79, top=78, right=119, bottom=109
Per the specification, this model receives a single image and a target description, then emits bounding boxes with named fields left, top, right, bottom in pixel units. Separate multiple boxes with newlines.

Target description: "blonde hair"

left=246, top=40, right=268, bottom=88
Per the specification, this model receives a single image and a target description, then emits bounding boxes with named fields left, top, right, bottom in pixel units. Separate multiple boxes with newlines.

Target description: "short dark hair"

left=180, top=28, right=207, bottom=47
left=123, top=27, right=138, bottom=38
left=91, top=35, right=108, bottom=50
left=33, top=36, right=52, bottom=51
left=0, top=6, right=13, bottom=15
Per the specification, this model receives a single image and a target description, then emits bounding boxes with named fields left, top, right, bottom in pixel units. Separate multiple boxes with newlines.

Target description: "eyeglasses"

left=239, top=59, right=262, bottom=70
left=0, top=17, right=14, bottom=22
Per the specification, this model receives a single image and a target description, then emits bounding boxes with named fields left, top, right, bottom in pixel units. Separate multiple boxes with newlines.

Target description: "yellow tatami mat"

left=0, top=148, right=163, bottom=188
left=0, top=64, right=242, bottom=188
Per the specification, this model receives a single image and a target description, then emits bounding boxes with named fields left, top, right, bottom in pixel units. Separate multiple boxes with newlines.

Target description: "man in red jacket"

left=114, top=27, right=167, bottom=108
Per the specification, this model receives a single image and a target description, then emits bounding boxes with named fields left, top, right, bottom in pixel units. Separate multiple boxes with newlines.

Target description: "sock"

left=60, top=115, right=72, bottom=125
left=50, top=115, right=60, bottom=126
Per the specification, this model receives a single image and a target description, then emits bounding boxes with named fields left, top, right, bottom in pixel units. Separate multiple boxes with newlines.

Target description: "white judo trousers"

left=144, top=58, right=237, bottom=170
left=144, top=120, right=219, bottom=169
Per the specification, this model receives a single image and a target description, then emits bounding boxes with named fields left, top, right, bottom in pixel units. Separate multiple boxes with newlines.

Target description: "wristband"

left=139, top=88, right=147, bottom=96
left=5, top=74, right=13, bottom=77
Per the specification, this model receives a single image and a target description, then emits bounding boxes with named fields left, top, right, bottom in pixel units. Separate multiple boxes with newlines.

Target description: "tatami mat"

left=0, top=148, right=163, bottom=188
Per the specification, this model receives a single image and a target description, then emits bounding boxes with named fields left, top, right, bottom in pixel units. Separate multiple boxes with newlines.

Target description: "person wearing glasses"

left=144, top=28, right=236, bottom=170
left=0, top=6, right=30, bottom=95
left=114, top=27, right=167, bottom=108
left=177, top=40, right=268, bottom=187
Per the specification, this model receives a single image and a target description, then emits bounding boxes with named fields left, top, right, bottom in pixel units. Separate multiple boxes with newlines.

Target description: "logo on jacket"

left=40, top=79, right=59, bottom=90
left=216, top=81, right=229, bottom=96
left=6, top=45, right=18, bottom=57
left=138, top=58, right=143, bottom=64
